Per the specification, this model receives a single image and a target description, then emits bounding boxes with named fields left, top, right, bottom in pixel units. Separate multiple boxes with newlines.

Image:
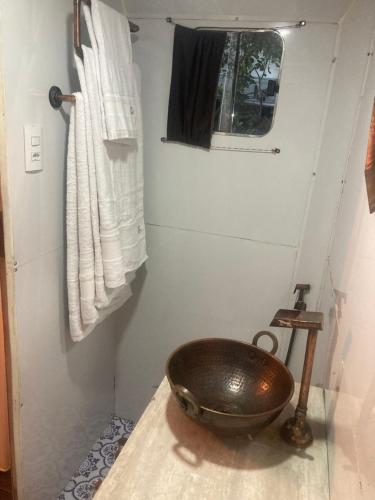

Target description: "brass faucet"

left=271, top=308, right=323, bottom=448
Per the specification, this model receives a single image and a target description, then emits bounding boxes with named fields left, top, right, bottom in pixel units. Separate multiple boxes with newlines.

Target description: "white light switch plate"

left=24, top=124, right=43, bottom=172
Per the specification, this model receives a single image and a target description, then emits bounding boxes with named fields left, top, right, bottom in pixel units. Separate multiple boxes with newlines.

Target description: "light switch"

left=24, top=124, right=42, bottom=172
left=31, top=151, right=41, bottom=162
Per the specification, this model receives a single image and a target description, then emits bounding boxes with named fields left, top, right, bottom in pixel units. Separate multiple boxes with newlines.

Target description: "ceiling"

left=125, top=0, right=354, bottom=23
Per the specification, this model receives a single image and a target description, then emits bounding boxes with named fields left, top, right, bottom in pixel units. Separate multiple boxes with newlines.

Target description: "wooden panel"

left=0, top=282, right=10, bottom=472
left=0, top=471, right=12, bottom=499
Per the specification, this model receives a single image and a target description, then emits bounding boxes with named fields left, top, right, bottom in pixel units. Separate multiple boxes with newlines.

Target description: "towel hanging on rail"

left=83, top=4, right=147, bottom=278
left=66, top=89, right=134, bottom=341
left=89, top=0, right=137, bottom=141
left=167, top=24, right=226, bottom=149
left=66, top=1, right=147, bottom=341
left=48, top=0, right=140, bottom=108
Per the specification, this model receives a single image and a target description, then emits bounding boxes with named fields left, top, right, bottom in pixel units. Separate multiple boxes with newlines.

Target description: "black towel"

left=167, top=25, right=227, bottom=150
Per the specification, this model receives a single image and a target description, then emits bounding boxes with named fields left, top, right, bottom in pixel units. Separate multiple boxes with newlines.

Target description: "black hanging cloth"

left=167, top=24, right=226, bottom=149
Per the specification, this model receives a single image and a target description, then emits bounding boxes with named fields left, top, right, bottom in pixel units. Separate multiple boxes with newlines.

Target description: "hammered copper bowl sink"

left=166, top=334, right=294, bottom=436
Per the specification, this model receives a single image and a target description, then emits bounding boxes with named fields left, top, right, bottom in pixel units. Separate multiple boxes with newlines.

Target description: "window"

left=214, top=30, right=283, bottom=137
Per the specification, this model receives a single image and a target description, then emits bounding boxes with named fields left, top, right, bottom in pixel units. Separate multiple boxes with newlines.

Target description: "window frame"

left=213, top=28, right=285, bottom=139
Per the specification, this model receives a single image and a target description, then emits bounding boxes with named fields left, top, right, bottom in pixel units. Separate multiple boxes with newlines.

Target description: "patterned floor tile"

left=58, top=416, right=135, bottom=500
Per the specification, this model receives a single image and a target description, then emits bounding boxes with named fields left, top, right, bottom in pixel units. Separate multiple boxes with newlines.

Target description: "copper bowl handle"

left=252, top=331, right=278, bottom=355
left=173, top=384, right=201, bottom=417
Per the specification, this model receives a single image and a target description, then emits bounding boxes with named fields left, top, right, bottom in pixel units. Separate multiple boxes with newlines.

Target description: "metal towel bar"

left=165, top=16, right=306, bottom=32
left=160, top=137, right=281, bottom=154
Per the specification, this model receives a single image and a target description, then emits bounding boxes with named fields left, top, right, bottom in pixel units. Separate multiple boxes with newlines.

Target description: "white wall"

left=126, top=0, right=352, bottom=24
left=290, top=0, right=375, bottom=384
left=318, top=2, right=375, bottom=497
left=0, top=0, right=371, bottom=496
left=114, top=16, right=339, bottom=420
left=0, top=1, right=119, bottom=498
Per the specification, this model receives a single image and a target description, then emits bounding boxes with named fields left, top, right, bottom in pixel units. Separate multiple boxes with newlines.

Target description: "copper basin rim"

left=166, top=336, right=295, bottom=436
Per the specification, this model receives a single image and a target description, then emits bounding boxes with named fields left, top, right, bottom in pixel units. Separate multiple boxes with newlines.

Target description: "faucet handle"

left=270, top=309, right=323, bottom=331
left=294, top=283, right=310, bottom=294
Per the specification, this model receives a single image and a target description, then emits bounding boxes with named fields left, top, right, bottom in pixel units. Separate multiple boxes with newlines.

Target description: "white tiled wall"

left=291, top=0, right=375, bottom=383
left=114, top=17, right=339, bottom=419
left=0, top=1, right=119, bottom=498
left=1, top=0, right=373, bottom=497
left=15, top=249, right=117, bottom=499
left=137, top=20, right=337, bottom=248
left=114, top=224, right=297, bottom=420
left=125, top=0, right=352, bottom=23
left=324, top=179, right=375, bottom=499
left=319, top=2, right=375, bottom=496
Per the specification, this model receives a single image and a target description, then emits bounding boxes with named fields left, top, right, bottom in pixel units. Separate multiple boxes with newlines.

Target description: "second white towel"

left=82, top=45, right=147, bottom=287
left=66, top=93, right=135, bottom=342
left=66, top=1, right=147, bottom=341
left=88, top=0, right=137, bottom=142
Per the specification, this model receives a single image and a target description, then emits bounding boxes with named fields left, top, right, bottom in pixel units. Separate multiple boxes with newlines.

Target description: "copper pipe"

left=49, top=0, right=139, bottom=109
left=75, top=0, right=138, bottom=60
left=285, top=284, right=310, bottom=367
left=48, top=87, right=75, bottom=109
left=74, top=0, right=81, bottom=58
left=279, top=328, right=318, bottom=448
left=58, top=94, right=76, bottom=104
left=295, top=329, right=318, bottom=416
left=74, top=0, right=90, bottom=59
left=270, top=309, right=323, bottom=448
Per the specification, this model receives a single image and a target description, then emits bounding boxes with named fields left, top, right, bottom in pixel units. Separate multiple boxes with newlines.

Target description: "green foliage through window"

left=214, top=30, right=283, bottom=136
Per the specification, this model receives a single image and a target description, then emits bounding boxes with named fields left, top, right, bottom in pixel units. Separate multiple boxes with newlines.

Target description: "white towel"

left=66, top=3, right=147, bottom=341
left=82, top=44, right=128, bottom=288
left=66, top=103, right=82, bottom=337
left=66, top=93, right=134, bottom=342
left=88, top=0, right=137, bottom=142
left=83, top=2, right=107, bottom=142
left=74, top=93, right=99, bottom=325
left=82, top=45, right=147, bottom=284
left=75, top=54, right=108, bottom=309
left=118, top=64, right=148, bottom=273
left=66, top=96, right=134, bottom=341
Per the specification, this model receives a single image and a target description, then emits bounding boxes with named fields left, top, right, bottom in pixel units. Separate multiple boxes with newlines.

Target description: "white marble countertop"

left=95, top=378, right=329, bottom=500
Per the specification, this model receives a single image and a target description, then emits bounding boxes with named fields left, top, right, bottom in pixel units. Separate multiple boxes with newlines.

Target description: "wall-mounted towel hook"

left=49, top=86, right=76, bottom=109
